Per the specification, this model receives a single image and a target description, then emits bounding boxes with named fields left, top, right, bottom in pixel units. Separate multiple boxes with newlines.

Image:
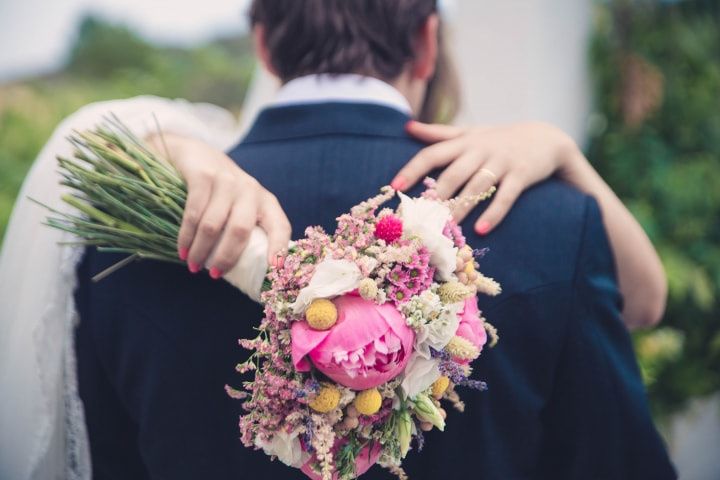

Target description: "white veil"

left=0, top=96, right=242, bottom=480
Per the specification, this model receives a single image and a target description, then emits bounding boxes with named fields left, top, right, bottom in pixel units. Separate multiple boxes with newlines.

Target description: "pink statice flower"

left=443, top=219, right=467, bottom=248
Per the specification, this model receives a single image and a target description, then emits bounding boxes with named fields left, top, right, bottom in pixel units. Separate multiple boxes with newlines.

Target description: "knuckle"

left=444, top=170, right=466, bottom=187
left=229, top=223, right=251, bottom=241
left=199, top=221, right=221, bottom=237
left=194, top=168, right=214, bottom=184
left=184, top=209, right=201, bottom=226
left=242, top=175, right=261, bottom=190
left=265, top=191, right=281, bottom=207
left=213, top=254, right=236, bottom=272
left=275, top=222, right=292, bottom=240
left=497, top=193, right=514, bottom=208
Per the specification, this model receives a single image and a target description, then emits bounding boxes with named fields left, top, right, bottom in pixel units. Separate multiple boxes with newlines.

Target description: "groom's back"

left=229, top=102, right=675, bottom=480
left=230, top=103, right=423, bottom=232
left=231, top=102, right=588, bottom=305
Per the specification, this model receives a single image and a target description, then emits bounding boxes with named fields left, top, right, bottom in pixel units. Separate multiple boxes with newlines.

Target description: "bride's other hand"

left=394, top=120, right=667, bottom=329
left=392, top=121, right=571, bottom=234
left=146, top=133, right=291, bottom=277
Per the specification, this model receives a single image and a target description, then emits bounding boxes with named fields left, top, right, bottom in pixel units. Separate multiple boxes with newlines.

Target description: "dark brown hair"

left=249, top=0, right=460, bottom=122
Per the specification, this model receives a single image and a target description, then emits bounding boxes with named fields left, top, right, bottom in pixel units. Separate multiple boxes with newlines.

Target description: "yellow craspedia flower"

left=353, top=388, right=382, bottom=415
left=431, top=376, right=450, bottom=399
left=463, top=261, right=476, bottom=275
left=309, top=384, right=341, bottom=413
left=305, top=298, right=338, bottom=330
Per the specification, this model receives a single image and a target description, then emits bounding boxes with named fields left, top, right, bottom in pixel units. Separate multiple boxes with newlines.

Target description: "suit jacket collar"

left=241, top=102, right=412, bottom=144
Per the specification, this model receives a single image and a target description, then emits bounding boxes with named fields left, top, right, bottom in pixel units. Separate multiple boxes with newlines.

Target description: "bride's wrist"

left=145, top=132, right=195, bottom=162
left=556, top=137, right=605, bottom=195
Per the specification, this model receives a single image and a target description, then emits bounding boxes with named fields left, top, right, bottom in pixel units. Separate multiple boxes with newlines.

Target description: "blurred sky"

left=0, top=0, right=457, bottom=83
left=0, top=0, right=253, bottom=81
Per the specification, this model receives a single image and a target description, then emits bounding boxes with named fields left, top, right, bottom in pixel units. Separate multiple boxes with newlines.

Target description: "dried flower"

left=374, top=214, right=404, bottom=243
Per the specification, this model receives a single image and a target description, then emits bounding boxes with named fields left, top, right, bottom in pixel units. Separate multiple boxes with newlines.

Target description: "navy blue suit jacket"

left=75, top=103, right=676, bottom=479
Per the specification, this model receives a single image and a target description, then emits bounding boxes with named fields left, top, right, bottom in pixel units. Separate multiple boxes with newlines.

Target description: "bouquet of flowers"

left=42, top=120, right=500, bottom=479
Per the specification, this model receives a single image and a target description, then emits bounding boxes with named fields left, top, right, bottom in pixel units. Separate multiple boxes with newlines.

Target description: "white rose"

left=397, top=192, right=457, bottom=280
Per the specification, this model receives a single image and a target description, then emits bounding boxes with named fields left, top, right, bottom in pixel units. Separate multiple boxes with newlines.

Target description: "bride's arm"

left=558, top=142, right=667, bottom=330
left=393, top=121, right=667, bottom=329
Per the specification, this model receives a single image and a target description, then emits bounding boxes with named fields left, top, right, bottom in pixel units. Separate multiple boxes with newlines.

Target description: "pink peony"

left=300, top=441, right=382, bottom=480
left=455, top=297, right=487, bottom=354
left=291, top=294, right=415, bottom=390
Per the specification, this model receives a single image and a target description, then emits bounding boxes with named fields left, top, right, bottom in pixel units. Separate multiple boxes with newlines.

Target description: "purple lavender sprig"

left=432, top=348, right=488, bottom=391
left=413, top=421, right=425, bottom=452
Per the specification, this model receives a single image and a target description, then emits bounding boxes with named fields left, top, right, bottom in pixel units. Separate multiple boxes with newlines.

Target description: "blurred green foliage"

left=588, top=0, right=720, bottom=416
left=0, top=15, right=255, bottom=241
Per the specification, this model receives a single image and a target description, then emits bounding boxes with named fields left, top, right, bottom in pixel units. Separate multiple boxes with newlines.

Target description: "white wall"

left=449, top=0, right=592, bottom=144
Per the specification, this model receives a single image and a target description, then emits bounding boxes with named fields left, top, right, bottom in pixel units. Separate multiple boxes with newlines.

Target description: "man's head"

left=249, top=0, right=447, bottom=118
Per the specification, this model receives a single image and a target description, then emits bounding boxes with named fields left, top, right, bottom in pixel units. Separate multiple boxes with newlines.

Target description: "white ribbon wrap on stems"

left=217, top=227, right=270, bottom=303
left=0, top=96, right=242, bottom=480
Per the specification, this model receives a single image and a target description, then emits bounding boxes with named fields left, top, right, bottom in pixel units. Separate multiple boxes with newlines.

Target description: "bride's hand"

left=392, top=121, right=576, bottom=235
left=394, top=120, right=667, bottom=328
left=146, top=133, right=291, bottom=278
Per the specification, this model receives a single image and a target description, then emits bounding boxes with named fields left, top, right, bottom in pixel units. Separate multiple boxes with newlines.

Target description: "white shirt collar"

left=272, top=74, right=413, bottom=115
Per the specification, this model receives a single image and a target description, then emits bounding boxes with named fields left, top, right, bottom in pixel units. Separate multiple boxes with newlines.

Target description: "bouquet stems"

left=38, top=115, right=188, bottom=276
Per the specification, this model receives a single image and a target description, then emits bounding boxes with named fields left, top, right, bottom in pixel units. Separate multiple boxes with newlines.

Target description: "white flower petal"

left=401, top=353, right=442, bottom=399
left=398, top=192, right=457, bottom=280
left=255, top=429, right=309, bottom=467
left=414, top=303, right=462, bottom=357
left=291, top=259, right=363, bottom=314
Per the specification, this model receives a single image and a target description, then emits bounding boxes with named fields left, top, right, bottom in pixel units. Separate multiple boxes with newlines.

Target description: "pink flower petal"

left=455, top=297, right=487, bottom=352
left=292, top=295, right=415, bottom=390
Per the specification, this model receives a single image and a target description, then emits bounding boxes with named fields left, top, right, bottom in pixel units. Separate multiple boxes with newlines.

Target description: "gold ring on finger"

left=479, top=168, right=498, bottom=184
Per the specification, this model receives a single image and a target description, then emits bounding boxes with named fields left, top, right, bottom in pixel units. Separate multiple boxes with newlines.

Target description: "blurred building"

left=449, top=0, right=592, bottom=145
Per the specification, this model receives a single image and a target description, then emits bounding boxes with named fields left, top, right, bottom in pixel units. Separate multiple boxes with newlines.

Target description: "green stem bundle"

left=39, top=115, right=187, bottom=270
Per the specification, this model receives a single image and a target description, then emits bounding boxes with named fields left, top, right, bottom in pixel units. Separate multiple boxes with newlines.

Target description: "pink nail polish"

left=188, top=262, right=201, bottom=274
left=209, top=267, right=223, bottom=280
left=179, top=247, right=189, bottom=261
left=475, top=221, right=491, bottom=236
left=404, top=120, right=415, bottom=132
left=391, top=176, right=406, bottom=191
left=269, top=254, right=284, bottom=269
